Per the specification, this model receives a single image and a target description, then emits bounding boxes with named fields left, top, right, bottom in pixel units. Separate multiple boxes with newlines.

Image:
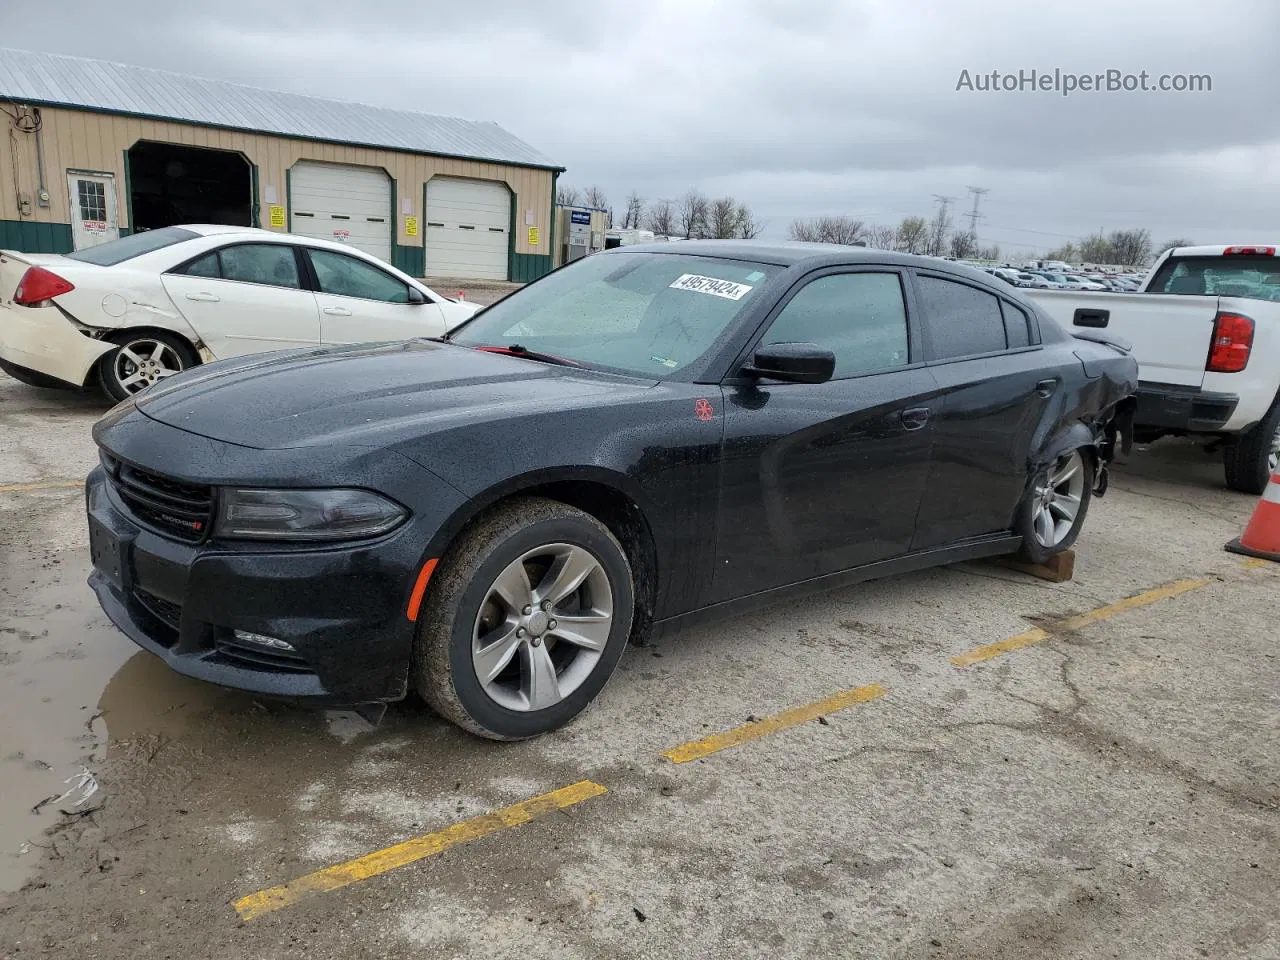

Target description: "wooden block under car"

left=988, top=549, right=1076, bottom=583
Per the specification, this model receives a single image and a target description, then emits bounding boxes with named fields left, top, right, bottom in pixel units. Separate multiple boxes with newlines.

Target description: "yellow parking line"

left=233, top=780, right=608, bottom=921
left=662, top=683, right=887, bottom=764
left=0, top=480, right=82, bottom=493
left=951, top=577, right=1213, bottom=667
left=1240, top=557, right=1276, bottom=570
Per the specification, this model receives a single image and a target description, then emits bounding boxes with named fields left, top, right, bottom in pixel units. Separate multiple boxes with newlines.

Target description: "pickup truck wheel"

left=1015, top=449, right=1094, bottom=565
left=1223, top=400, right=1280, bottom=495
left=413, top=497, right=634, bottom=741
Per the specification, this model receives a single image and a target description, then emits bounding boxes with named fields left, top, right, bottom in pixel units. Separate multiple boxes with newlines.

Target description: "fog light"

left=233, top=630, right=296, bottom=652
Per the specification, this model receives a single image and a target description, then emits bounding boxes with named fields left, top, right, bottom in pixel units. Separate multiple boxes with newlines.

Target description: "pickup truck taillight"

left=1206, top=312, right=1254, bottom=373
left=13, top=266, right=75, bottom=306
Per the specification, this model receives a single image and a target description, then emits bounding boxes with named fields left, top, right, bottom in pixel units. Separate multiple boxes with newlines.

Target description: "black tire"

left=0, top=358, right=75, bottom=390
left=1015, top=448, right=1095, bottom=565
left=97, top=330, right=197, bottom=402
left=413, top=497, right=635, bottom=741
left=1223, top=398, right=1280, bottom=495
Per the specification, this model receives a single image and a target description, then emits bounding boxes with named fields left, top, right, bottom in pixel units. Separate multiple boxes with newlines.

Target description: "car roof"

left=608, top=238, right=977, bottom=272
left=177, top=224, right=398, bottom=259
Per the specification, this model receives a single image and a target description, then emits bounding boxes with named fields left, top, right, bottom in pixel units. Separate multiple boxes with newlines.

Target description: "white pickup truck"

left=1027, top=244, right=1280, bottom=493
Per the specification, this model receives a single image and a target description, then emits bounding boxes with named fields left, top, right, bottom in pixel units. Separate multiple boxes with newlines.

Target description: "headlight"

left=214, top=488, right=408, bottom=541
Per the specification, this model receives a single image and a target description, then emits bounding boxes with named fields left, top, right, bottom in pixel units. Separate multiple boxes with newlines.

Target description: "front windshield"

left=450, top=252, right=781, bottom=378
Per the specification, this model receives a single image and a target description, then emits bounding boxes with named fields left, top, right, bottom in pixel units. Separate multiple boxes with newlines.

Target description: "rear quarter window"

left=916, top=275, right=1007, bottom=358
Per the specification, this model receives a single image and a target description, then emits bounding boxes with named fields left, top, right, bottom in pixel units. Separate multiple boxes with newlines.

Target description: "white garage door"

left=289, top=162, right=392, bottom=262
left=425, top=178, right=509, bottom=280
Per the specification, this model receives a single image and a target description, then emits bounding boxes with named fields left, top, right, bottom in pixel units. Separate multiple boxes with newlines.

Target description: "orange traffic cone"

left=1225, top=470, right=1280, bottom=562
left=456, top=289, right=466, bottom=301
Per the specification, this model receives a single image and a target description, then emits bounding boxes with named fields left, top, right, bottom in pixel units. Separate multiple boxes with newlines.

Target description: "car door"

left=161, top=243, right=320, bottom=358
left=710, top=268, right=939, bottom=603
left=302, top=247, right=448, bottom=345
left=908, top=272, right=1066, bottom=550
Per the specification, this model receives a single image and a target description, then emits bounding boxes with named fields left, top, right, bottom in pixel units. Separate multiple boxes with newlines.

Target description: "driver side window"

left=762, top=272, right=910, bottom=379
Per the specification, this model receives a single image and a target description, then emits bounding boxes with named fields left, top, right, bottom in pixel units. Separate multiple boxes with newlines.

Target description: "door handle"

left=900, top=407, right=930, bottom=430
left=1036, top=378, right=1057, bottom=398
left=185, top=292, right=220, bottom=303
left=322, top=306, right=352, bottom=317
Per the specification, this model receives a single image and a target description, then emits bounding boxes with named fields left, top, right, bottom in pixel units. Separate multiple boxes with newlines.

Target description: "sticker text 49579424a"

left=668, top=274, right=754, bottom=301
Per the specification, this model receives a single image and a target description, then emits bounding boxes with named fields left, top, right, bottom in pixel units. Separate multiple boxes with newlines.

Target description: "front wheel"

left=414, top=497, right=635, bottom=740
left=1015, top=448, right=1094, bottom=565
left=97, top=331, right=194, bottom=402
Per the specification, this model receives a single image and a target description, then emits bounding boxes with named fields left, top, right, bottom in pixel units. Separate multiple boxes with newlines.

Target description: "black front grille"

left=213, top=634, right=313, bottom=674
left=101, top=453, right=213, bottom=542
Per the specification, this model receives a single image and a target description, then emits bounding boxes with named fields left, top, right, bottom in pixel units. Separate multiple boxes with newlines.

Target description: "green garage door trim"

left=0, top=220, right=73, bottom=253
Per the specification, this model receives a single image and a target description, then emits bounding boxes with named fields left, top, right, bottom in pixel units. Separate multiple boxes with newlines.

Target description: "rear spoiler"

left=1071, top=328, right=1133, bottom=354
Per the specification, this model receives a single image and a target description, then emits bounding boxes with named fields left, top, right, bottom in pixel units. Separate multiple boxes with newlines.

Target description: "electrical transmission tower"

left=964, top=186, right=989, bottom=241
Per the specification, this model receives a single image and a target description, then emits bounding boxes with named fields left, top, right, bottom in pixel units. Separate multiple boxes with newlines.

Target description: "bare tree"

left=949, top=231, right=978, bottom=259
left=896, top=216, right=929, bottom=255
left=580, top=185, right=612, bottom=227
left=1078, top=232, right=1111, bottom=264
left=677, top=189, right=709, bottom=239
left=926, top=205, right=952, bottom=258
left=706, top=197, right=742, bottom=239
left=1045, top=242, right=1079, bottom=263
left=1156, top=237, right=1194, bottom=258
left=646, top=198, right=676, bottom=237
left=866, top=223, right=898, bottom=251
left=556, top=185, right=581, bottom=207
left=788, top=216, right=865, bottom=245
left=736, top=204, right=765, bottom=239
left=977, top=243, right=1001, bottom=261
left=1108, top=228, right=1152, bottom=267
left=622, top=191, right=645, bottom=230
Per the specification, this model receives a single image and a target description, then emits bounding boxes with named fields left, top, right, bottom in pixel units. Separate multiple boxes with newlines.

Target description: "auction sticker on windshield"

left=669, top=274, right=754, bottom=300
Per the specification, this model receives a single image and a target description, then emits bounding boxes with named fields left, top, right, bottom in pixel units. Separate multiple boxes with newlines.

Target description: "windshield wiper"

left=472, top=343, right=582, bottom=367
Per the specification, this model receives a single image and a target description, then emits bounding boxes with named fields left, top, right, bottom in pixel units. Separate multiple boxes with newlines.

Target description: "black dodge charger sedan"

left=85, top=242, right=1138, bottom=739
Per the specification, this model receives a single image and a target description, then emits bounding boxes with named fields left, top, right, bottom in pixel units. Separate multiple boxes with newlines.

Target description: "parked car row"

left=979, top=264, right=1143, bottom=293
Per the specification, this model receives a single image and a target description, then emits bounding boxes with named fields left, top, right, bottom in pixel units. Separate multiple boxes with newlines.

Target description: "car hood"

left=133, top=340, right=651, bottom=449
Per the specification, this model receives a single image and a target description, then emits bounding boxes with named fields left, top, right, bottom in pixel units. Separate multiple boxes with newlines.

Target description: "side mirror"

left=742, top=342, right=835, bottom=384
left=407, top=286, right=427, bottom=305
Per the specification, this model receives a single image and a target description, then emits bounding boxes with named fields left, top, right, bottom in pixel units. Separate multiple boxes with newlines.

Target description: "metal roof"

left=0, top=47, right=561, bottom=171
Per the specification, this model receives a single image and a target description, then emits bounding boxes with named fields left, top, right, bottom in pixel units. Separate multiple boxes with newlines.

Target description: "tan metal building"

left=0, top=48, right=563, bottom=282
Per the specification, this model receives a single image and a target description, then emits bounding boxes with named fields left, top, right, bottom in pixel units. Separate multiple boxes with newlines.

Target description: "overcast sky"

left=17, top=0, right=1280, bottom=253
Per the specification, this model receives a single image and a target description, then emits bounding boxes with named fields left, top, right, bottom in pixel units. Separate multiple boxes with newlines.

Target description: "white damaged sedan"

left=0, top=225, right=481, bottom=399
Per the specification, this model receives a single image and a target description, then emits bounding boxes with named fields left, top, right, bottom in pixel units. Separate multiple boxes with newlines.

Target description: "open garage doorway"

left=126, top=142, right=252, bottom=232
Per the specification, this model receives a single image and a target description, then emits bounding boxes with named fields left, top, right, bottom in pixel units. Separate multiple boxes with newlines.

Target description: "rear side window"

left=1147, top=255, right=1280, bottom=301
left=917, top=276, right=1007, bottom=358
left=1001, top=300, right=1032, bottom=348
left=217, top=245, right=302, bottom=289
left=64, top=226, right=198, bottom=266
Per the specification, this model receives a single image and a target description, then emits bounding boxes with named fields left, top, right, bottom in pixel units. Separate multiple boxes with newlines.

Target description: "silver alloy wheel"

left=471, top=542, right=614, bottom=712
left=1269, top=424, right=1280, bottom=475
left=1032, top=450, right=1087, bottom=548
left=114, top=339, right=184, bottom=393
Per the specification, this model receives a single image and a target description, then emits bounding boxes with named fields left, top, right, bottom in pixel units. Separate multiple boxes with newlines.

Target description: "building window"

left=78, top=180, right=106, bottom=222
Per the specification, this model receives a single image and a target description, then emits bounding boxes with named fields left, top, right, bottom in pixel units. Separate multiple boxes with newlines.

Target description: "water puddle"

left=0, top=557, right=241, bottom=892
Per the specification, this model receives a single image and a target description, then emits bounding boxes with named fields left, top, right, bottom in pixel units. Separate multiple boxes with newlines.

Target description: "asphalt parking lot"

left=1, top=361, right=1276, bottom=959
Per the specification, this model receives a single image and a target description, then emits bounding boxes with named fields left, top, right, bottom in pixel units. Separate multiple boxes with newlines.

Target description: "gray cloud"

left=14, top=0, right=1279, bottom=250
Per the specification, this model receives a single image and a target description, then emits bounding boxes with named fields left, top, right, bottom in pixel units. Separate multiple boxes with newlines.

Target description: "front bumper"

left=1135, top=382, right=1239, bottom=433
left=85, top=466, right=425, bottom=706
left=0, top=303, right=113, bottom=387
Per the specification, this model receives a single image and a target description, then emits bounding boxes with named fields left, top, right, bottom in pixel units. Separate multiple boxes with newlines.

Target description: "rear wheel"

left=1223, top=399, right=1280, bottom=495
left=0, top=358, right=74, bottom=390
left=1015, top=448, right=1094, bottom=564
left=413, top=497, right=635, bottom=740
left=98, top=331, right=195, bottom=402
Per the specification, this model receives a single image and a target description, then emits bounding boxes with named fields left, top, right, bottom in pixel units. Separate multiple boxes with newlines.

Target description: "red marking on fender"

left=695, top=398, right=714, bottom=421
left=406, top=559, right=439, bottom=622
